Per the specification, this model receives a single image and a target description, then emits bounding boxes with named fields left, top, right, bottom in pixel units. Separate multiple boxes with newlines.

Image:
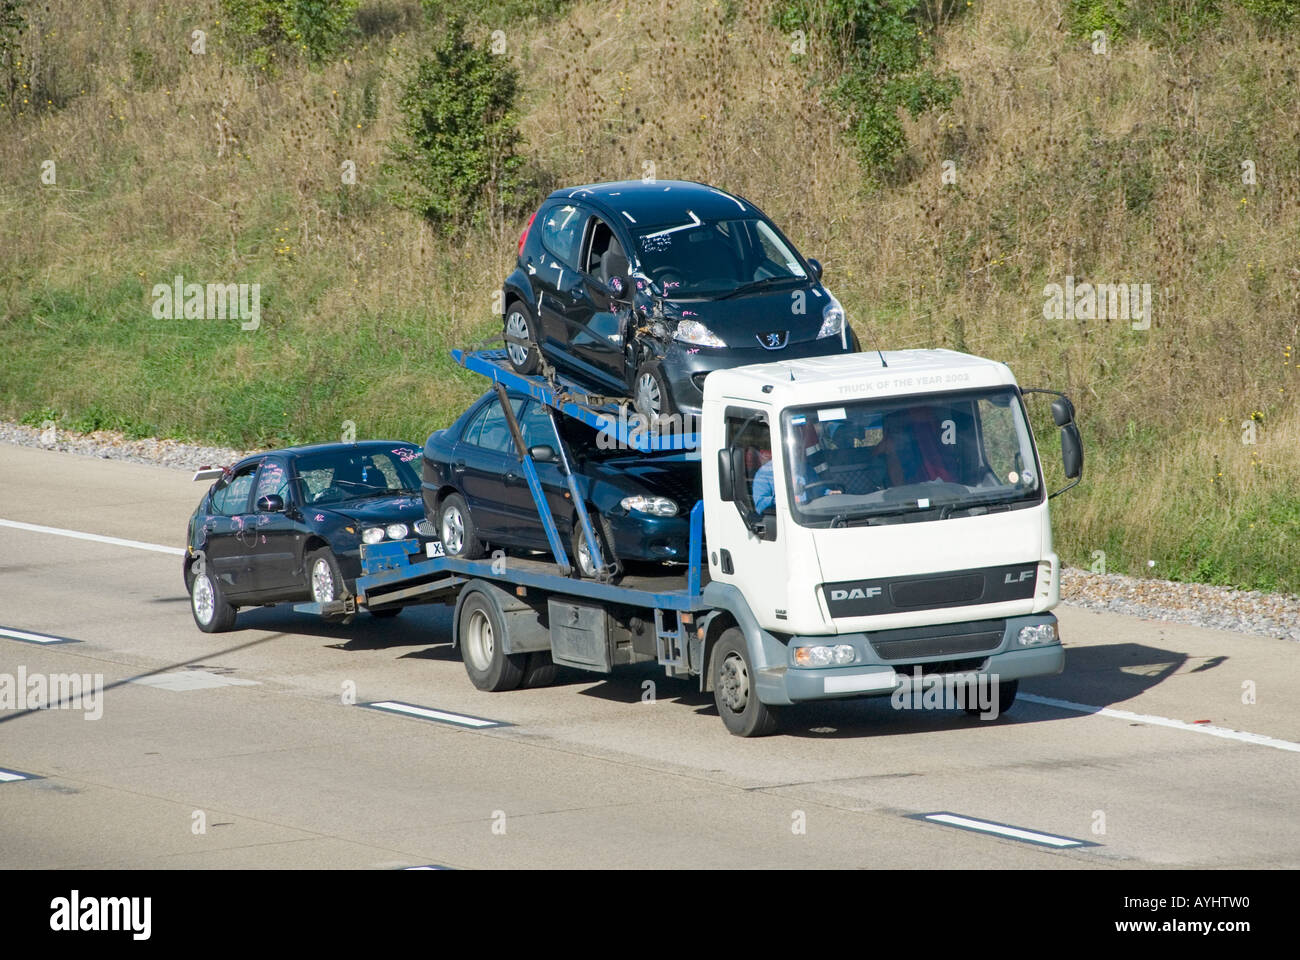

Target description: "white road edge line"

left=1021, top=693, right=1300, bottom=754
left=0, top=769, right=32, bottom=782
left=0, top=518, right=185, bottom=556
left=0, top=627, right=77, bottom=644
left=922, top=813, right=1083, bottom=848
left=366, top=701, right=502, bottom=728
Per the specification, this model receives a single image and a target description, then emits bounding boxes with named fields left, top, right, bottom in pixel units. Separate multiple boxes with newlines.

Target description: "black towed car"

left=184, top=441, right=436, bottom=632
left=422, top=390, right=702, bottom=578
left=501, top=179, right=859, bottom=420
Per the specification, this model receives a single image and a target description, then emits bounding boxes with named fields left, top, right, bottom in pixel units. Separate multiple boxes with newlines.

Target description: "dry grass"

left=1, top=0, right=1297, bottom=588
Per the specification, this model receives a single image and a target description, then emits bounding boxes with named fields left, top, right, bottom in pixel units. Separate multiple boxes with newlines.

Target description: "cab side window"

left=211, top=464, right=258, bottom=516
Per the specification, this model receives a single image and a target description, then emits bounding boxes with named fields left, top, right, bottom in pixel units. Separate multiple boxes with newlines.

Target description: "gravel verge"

left=4, top=418, right=1297, bottom=640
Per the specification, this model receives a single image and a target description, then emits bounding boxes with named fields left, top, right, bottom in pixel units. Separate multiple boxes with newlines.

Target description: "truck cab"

left=698, top=350, right=1078, bottom=732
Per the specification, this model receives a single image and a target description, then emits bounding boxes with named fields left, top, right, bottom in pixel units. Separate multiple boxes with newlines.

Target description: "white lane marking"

left=0, top=626, right=79, bottom=645
left=131, top=670, right=260, bottom=691
left=1020, top=693, right=1300, bottom=754
left=364, top=701, right=507, bottom=728
left=0, top=768, right=38, bottom=782
left=0, top=518, right=185, bottom=556
left=918, top=813, right=1088, bottom=848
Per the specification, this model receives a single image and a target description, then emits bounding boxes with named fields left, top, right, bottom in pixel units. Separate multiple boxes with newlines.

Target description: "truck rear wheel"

left=711, top=628, right=782, bottom=737
left=458, top=589, right=526, bottom=692
left=520, top=651, right=558, bottom=688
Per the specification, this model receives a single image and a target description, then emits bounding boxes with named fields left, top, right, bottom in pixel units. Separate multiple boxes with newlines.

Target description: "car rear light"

left=518, top=210, right=536, bottom=257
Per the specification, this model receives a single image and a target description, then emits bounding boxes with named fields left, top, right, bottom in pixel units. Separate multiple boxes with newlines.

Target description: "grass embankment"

left=1, top=0, right=1297, bottom=589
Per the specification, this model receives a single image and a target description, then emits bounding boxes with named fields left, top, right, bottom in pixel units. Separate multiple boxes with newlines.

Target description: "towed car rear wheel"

left=190, top=565, right=237, bottom=633
left=504, top=304, right=539, bottom=375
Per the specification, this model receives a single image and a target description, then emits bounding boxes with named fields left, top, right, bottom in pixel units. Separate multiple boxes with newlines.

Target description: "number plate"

left=425, top=541, right=446, bottom=558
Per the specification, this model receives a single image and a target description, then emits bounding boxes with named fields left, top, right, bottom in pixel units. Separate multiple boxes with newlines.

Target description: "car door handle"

left=452, top=460, right=465, bottom=475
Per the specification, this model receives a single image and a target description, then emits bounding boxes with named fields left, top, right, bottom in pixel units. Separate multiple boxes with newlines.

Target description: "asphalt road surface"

left=1, top=444, right=1296, bottom=869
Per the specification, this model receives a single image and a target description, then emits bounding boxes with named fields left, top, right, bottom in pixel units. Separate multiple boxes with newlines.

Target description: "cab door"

left=709, top=408, right=792, bottom=626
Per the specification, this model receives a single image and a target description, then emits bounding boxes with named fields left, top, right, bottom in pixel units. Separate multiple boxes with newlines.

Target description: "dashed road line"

left=910, top=812, right=1096, bottom=849
left=362, top=701, right=510, bottom=729
left=0, top=625, right=80, bottom=645
left=1021, top=693, right=1300, bottom=754
left=0, top=518, right=185, bottom=556
left=0, top=766, right=42, bottom=783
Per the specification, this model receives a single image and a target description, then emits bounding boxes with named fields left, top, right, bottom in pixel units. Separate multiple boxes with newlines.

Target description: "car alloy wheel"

left=311, top=558, right=337, bottom=603
left=192, top=574, right=215, bottom=626
left=441, top=505, right=465, bottom=554
left=576, top=534, right=598, bottom=578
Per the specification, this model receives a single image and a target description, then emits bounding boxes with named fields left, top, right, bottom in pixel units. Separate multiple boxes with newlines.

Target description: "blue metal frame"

left=452, top=349, right=699, bottom=452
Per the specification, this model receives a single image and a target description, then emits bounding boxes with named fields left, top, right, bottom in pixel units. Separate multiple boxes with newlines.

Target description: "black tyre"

left=520, top=651, right=558, bottom=688
left=632, top=360, right=677, bottom=423
left=965, top=678, right=1019, bottom=718
left=458, top=590, right=527, bottom=692
left=438, top=493, right=486, bottom=560
left=504, top=302, right=540, bottom=375
left=571, top=512, right=620, bottom=581
left=711, top=627, right=782, bottom=737
left=306, top=547, right=349, bottom=622
left=189, top=560, right=237, bottom=633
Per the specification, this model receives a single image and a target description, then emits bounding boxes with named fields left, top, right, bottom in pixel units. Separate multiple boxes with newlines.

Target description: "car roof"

left=232, top=440, right=419, bottom=468
left=546, top=180, right=757, bottom=230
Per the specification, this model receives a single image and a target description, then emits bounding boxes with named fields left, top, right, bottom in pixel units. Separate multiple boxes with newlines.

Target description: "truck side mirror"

left=1050, top=396, right=1075, bottom=427
left=1060, top=423, right=1083, bottom=479
left=717, top=448, right=734, bottom=502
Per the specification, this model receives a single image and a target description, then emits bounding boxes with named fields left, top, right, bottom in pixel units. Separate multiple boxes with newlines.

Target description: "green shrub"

left=221, top=0, right=359, bottom=72
left=385, top=20, right=526, bottom=229
left=1236, top=0, right=1300, bottom=26
left=774, top=0, right=960, bottom=181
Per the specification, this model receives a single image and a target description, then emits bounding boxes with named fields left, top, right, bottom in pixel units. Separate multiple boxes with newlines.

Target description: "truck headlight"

left=385, top=523, right=410, bottom=541
left=794, top=643, right=859, bottom=667
left=817, top=297, right=845, bottom=339
left=362, top=527, right=386, bottom=544
left=674, top=319, right=726, bottom=348
left=1018, top=623, right=1058, bottom=646
left=621, top=496, right=678, bottom=516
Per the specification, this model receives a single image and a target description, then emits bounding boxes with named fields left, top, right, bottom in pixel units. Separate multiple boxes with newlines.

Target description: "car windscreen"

left=778, top=388, right=1043, bottom=527
left=292, top=447, right=421, bottom=505
left=633, top=216, right=807, bottom=297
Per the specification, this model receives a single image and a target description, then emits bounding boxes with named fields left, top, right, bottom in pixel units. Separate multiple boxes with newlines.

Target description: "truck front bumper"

left=753, top=614, right=1065, bottom=706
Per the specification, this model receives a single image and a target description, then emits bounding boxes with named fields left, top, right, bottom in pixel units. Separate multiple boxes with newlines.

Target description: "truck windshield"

left=633, top=216, right=807, bottom=298
left=779, top=388, right=1042, bottom=527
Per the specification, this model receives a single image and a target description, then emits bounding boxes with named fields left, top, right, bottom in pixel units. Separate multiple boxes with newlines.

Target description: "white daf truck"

left=356, top=347, right=1083, bottom=736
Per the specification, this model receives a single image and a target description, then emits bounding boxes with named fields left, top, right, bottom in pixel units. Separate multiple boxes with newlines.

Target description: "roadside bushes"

left=386, top=20, right=527, bottom=232
left=773, top=0, right=960, bottom=182
left=220, top=0, right=359, bottom=72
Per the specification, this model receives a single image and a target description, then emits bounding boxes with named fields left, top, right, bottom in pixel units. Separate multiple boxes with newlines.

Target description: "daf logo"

left=830, top=587, right=883, bottom=601
left=1004, top=569, right=1035, bottom=584
left=756, top=330, right=788, bottom=350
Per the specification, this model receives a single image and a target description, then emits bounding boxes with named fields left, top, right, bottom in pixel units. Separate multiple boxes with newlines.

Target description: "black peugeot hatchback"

left=501, top=180, right=859, bottom=420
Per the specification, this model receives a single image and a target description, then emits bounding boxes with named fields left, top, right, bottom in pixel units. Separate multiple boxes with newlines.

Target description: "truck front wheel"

left=711, top=628, right=782, bottom=737
left=458, top=590, right=526, bottom=692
